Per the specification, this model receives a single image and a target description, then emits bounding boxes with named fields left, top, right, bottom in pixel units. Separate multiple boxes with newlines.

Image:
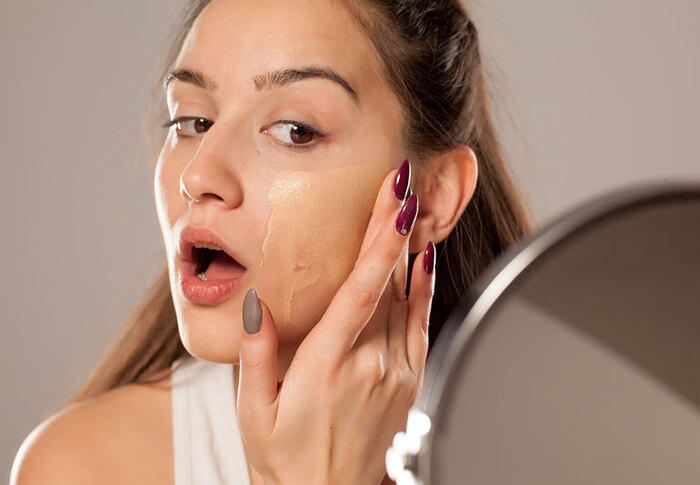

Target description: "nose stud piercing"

left=180, top=178, right=200, bottom=203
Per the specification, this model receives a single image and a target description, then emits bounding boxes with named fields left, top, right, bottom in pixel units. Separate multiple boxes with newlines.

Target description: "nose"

left=179, top=125, right=244, bottom=209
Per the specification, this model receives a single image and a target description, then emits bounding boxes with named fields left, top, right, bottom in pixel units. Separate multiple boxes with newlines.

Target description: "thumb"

left=237, top=288, right=279, bottom=427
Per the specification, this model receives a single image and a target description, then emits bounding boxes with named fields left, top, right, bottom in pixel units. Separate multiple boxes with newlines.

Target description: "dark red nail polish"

left=393, top=159, right=411, bottom=201
left=395, top=193, right=418, bottom=236
left=423, top=241, right=435, bottom=274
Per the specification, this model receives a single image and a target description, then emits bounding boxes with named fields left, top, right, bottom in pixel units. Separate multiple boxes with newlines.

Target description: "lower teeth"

left=197, top=272, right=208, bottom=281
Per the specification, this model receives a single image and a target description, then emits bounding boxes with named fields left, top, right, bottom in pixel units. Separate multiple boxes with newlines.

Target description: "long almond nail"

left=423, top=241, right=435, bottom=274
left=243, top=289, right=261, bottom=334
left=393, top=158, right=411, bottom=201
left=395, top=193, right=418, bottom=236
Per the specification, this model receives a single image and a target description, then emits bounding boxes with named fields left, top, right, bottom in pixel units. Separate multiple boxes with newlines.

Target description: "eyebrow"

left=253, top=66, right=358, bottom=103
left=164, top=68, right=217, bottom=91
left=164, top=66, right=358, bottom=103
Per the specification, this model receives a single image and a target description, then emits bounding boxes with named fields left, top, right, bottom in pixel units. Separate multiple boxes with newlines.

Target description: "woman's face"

left=154, top=0, right=404, bottom=363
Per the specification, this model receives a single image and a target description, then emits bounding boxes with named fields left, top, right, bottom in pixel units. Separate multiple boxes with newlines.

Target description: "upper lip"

left=178, top=225, right=246, bottom=269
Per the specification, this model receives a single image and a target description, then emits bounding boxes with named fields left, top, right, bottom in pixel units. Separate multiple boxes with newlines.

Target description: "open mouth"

left=190, top=244, right=246, bottom=281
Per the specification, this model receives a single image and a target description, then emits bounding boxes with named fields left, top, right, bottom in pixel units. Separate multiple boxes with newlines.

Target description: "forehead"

left=174, top=0, right=384, bottom=97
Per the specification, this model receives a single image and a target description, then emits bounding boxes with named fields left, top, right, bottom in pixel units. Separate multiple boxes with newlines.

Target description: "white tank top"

left=171, top=356, right=251, bottom=485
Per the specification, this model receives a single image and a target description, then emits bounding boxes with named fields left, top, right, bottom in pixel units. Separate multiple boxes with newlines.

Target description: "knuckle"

left=411, top=324, right=430, bottom=367
left=418, top=315, right=430, bottom=337
left=240, top=352, right=272, bottom=373
left=240, top=341, right=276, bottom=373
left=352, top=350, right=388, bottom=400
left=360, top=350, right=388, bottom=381
left=349, top=277, right=381, bottom=309
left=388, top=365, right=418, bottom=400
left=352, top=357, right=384, bottom=400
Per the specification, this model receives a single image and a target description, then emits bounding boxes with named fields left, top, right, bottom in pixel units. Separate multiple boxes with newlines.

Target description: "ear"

left=408, top=145, right=478, bottom=253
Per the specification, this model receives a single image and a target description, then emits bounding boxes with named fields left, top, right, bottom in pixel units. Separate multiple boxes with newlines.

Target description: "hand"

left=237, top=161, right=436, bottom=484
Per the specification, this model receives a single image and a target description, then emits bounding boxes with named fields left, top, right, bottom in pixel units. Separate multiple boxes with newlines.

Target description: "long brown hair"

left=65, top=0, right=532, bottom=406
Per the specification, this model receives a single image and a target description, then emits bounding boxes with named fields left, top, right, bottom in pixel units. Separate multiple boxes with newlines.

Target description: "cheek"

left=255, top=160, right=386, bottom=342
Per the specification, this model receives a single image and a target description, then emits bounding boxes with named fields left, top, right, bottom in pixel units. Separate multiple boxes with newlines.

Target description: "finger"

left=318, top=193, right=419, bottom=356
left=357, top=158, right=411, bottom=262
left=406, top=241, right=436, bottom=378
left=387, top=242, right=410, bottom=361
left=332, top=159, right=410, bottom=355
left=237, top=289, right=279, bottom=432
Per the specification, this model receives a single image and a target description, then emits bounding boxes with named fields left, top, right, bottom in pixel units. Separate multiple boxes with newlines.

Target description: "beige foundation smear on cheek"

left=257, top=160, right=385, bottom=329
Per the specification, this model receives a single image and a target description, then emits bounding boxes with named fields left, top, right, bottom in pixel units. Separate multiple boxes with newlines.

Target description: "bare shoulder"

left=11, top=372, right=174, bottom=485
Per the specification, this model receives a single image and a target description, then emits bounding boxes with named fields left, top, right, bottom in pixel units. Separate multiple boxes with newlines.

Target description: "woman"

left=12, top=0, right=531, bottom=483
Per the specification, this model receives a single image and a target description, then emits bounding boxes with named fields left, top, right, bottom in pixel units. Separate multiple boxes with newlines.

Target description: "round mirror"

left=388, top=183, right=700, bottom=485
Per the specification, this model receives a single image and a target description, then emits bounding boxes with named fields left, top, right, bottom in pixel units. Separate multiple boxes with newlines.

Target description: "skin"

left=11, top=0, right=478, bottom=483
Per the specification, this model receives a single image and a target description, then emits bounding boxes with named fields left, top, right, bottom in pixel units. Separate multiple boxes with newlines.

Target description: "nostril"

left=201, top=192, right=225, bottom=202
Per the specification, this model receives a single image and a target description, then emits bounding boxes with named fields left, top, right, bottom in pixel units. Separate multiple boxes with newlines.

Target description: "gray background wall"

left=2, top=0, right=699, bottom=481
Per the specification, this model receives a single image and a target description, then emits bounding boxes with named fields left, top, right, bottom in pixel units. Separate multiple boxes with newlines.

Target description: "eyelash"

left=160, top=116, right=326, bottom=152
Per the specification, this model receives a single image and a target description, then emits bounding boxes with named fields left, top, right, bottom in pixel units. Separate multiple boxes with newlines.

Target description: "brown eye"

left=289, top=125, right=313, bottom=144
left=264, top=121, right=322, bottom=148
left=171, top=117, right=213, bottom=136
left=192, top=118, right=212, bottom=133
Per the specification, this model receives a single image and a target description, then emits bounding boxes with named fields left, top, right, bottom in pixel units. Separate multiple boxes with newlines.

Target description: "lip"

left=178, top=225, right=248, bottom=305
left=179, top=271, right=247, bottom=305
left=179, top=225, right=246, bottom=267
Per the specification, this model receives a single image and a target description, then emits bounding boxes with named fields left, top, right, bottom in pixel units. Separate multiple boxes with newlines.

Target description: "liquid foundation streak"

left=260, top=161, right=380, bottom=324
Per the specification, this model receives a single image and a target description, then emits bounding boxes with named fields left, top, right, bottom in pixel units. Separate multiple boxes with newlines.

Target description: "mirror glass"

left=430, top=193, right=700, bottom=484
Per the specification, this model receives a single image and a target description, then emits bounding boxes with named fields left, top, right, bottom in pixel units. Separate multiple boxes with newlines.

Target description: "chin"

left=174, top=302, right=244, bottom=364
left=182, top=331, right=243, bottom=364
